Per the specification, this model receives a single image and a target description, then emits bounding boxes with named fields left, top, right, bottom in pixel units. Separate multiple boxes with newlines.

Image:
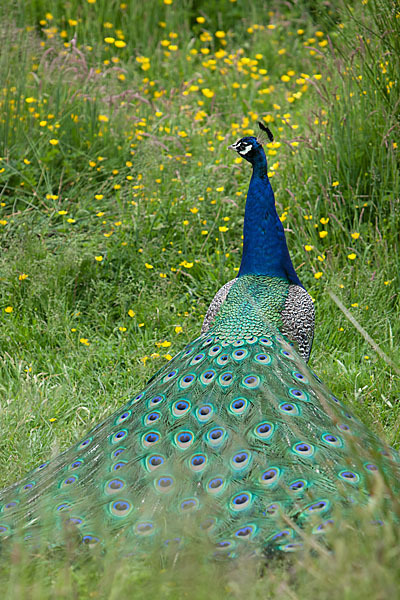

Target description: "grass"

left=0, top=0, right=399, bottom=597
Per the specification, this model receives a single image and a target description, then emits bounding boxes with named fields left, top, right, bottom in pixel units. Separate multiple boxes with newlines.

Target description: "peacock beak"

left=228, top=144, right=236, bottom=150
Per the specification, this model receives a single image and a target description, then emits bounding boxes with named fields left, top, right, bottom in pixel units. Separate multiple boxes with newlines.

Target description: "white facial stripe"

left=238, top=144, right=252, bottom=155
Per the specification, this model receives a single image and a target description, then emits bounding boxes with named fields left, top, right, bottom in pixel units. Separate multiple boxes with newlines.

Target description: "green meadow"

left=0, top=0, right=399, bottom=597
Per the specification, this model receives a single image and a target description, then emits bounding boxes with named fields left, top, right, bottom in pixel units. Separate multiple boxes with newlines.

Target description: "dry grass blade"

left=328, top=290, right=400, bottom=377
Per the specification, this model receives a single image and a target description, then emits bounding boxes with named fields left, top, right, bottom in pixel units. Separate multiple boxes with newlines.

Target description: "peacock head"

left=228, top=136, right=261, bottom=163
left=228, top=122, right=274, bottom=164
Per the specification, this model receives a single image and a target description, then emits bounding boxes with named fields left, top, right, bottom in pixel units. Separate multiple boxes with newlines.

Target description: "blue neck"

left=238, top=147, right=303, bottom=287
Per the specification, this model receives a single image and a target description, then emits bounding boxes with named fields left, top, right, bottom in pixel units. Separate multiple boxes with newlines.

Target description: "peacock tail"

left=0, top=126, right=399, bottom=559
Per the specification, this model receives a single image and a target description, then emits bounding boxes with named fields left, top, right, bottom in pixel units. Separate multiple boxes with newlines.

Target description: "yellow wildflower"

left=180, top=260, right=194, bottom=268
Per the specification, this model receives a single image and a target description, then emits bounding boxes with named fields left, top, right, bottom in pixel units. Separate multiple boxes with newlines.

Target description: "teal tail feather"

left=0, top=328, right=399, bottom=559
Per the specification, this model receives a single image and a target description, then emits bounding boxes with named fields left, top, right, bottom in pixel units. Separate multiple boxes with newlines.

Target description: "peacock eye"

left=238, top=143, right=253, bottom=155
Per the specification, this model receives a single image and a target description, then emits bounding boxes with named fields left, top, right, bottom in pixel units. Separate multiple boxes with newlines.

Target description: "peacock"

left=0, top=123, right=399, bottom=560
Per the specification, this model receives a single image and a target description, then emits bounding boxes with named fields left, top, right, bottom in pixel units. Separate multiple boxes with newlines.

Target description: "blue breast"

left=238, top=149, right=303, bottom=288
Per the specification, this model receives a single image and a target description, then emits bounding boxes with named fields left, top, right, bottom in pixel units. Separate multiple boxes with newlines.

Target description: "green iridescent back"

left=211, top=275, right=290, bottom=340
